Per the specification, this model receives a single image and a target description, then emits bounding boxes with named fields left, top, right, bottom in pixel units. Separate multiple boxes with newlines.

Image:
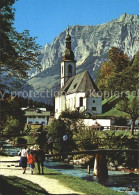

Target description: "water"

left=2, top=142, right=20, bottom=156
left=44, top=159, right=139, bottom=195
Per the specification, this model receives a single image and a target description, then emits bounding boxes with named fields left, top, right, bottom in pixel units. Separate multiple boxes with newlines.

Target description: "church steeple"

left=62, top=26, right=75, bottom=61
left=61, top=26, right=76, bottom=88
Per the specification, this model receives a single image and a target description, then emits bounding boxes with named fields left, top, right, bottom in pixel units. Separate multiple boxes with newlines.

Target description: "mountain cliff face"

left=28, top=13, right=139, bottom=104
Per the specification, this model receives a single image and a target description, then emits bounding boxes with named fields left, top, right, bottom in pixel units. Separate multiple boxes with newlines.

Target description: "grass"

left=34, top=167, right=126, bottom=195
left=99, top=107, right=129, bottom=117
left=0, top=175, right=49, bottom=195
left=97, top=96, right=130, bottom=118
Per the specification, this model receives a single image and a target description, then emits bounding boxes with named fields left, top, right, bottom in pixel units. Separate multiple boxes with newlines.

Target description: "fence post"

left=87, top=165, right=90, bottom=174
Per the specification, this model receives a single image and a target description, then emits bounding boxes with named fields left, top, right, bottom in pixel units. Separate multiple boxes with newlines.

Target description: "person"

left=35, top=146, right=45, bottom=174
left=18, top=145, right=28, bottom=174
left=28, top=150, right=35, bottom=174
left=48, top=136, right=53, bottom=154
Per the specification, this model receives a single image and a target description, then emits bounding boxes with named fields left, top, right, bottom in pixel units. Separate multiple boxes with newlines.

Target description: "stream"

left=44, top=159, right=139, bottom=195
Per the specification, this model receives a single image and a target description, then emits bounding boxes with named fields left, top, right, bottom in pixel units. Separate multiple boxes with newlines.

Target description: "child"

left=28, top=151, right=35, bottom=174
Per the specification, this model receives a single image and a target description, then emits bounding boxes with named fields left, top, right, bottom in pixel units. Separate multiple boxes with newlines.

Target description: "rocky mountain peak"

left=28, top=13, right=139, bottom=104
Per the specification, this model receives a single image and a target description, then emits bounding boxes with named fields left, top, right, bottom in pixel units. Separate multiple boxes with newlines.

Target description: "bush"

left=114, top=116, right=128, bottom=126
left=17, top=137, right=27, bottom=146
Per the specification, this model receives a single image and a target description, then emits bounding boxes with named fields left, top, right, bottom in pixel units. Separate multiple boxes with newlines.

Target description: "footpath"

left=0, top=156, right=83, bottom=195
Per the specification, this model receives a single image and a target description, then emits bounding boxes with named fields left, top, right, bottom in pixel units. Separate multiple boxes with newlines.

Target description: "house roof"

left=21, top=108, right=47, bottom=111
left=21, top=108, right=50, bottom=116
left=25, top=111, right=50, bottom=117
left=57, top=70, right=99, bottom=97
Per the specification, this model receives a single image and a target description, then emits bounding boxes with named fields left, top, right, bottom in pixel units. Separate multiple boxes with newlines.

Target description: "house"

left=55, top=28, right=102, bottom=119
left=22, top=107, right=50, bottom=125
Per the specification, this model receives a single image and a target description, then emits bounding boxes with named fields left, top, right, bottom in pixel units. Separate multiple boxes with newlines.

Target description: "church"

left=55, top=28, right=102, bottom=119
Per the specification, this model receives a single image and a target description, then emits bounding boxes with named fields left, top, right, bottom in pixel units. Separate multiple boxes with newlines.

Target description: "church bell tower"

left=61, top=26, right=76, bottom=88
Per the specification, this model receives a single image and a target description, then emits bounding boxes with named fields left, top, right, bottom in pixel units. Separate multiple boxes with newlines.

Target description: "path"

left=0, top=156, right=84, bottom=195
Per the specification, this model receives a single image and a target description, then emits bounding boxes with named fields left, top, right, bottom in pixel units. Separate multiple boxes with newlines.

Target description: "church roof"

left=57, top=70, right=99, bottom=97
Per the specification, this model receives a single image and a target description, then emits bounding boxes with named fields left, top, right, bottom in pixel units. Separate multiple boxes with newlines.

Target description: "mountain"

left=27, top=13, right=139, bottom=104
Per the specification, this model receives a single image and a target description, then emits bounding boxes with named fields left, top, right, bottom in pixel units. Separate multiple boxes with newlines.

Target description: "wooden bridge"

left=45, top=148, right=139, bottom=157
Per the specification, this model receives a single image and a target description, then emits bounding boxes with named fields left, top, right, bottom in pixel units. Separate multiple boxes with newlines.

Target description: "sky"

left=13, top=0, right=139, bottom=47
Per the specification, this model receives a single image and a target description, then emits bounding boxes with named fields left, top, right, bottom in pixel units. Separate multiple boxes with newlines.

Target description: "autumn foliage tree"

left=97, top=47, right=139, bottom=135
left=97, top=47, right=130, bottom=91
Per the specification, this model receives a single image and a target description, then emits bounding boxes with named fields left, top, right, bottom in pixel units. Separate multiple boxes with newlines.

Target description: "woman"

left=18, top=146, right=28, bottom=174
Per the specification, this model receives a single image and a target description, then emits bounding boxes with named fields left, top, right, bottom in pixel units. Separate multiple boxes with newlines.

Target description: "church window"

left=61, top=66, right=63, bottom=75
left=93, top=100, right=95, bottom=103
left=74, top=97, right=76, bottom=108
left=68, top=64, right=72, bottom=76
left=74, top=83, right=77, bottom=89
left=92, top=107, right=96, bottom=111
left=80, top=97, right=83, bottom=107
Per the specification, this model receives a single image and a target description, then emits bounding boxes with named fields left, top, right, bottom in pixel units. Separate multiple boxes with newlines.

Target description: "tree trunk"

left=131, top=119, right=135, bottom=136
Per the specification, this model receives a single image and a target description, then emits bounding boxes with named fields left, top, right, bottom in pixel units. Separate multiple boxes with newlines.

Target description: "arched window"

left=68, top=64, right=72, bottom=76
left=61, top=66, right=63, bottom=75
left=80, top=97, right=83, bottom=107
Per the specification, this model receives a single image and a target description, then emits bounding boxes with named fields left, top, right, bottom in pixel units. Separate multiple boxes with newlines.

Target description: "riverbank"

left=0, top=156, right=125, bottom=195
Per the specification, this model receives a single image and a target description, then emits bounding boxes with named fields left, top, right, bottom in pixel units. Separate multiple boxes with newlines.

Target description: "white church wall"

left=55, top=96, right=66, bottom=113
left=87, top=97, right=102, bottom=114
left=75, top=93, right=86, bottom=108
left=55, top=95, right=66, bottom=119
left=61, top=95, right=66, bottom=111
left=55, top=96, right=60, bottom=113
left=66, top=93, right=76, bottom=110
left=66, top=93, right=86, bottom=111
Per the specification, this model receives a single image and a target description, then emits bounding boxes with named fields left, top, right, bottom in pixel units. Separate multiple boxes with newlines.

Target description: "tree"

left=116, top=95, right=138, bottom=135
left=17, top=137, right=27, bottom=146
left=0, top=0, right=41, bottom=90
left=3, top=115, right=21, bottom=136
left=48, top=119, right=74, bottom=153
left=1, top=96, right=26, bottom=135
left=97, top=47, right=130, bottom=91
left=97, top=48, right=139, bottom=135
left=36, top=130, right=47, bottom=149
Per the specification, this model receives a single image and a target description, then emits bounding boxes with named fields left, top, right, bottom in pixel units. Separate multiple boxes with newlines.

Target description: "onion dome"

left=62, top=26, right=75, bottom=61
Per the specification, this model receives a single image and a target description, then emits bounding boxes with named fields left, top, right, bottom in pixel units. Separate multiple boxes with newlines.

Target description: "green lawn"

left=0, top=175, right=48, bottom=195
left=98, top=107, right=129, bottom=117
left=96, top=96, right=130, bottom=118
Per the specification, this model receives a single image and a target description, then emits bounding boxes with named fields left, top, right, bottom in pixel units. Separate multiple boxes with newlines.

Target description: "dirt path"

left=0, top=156, right=83, bottom=195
